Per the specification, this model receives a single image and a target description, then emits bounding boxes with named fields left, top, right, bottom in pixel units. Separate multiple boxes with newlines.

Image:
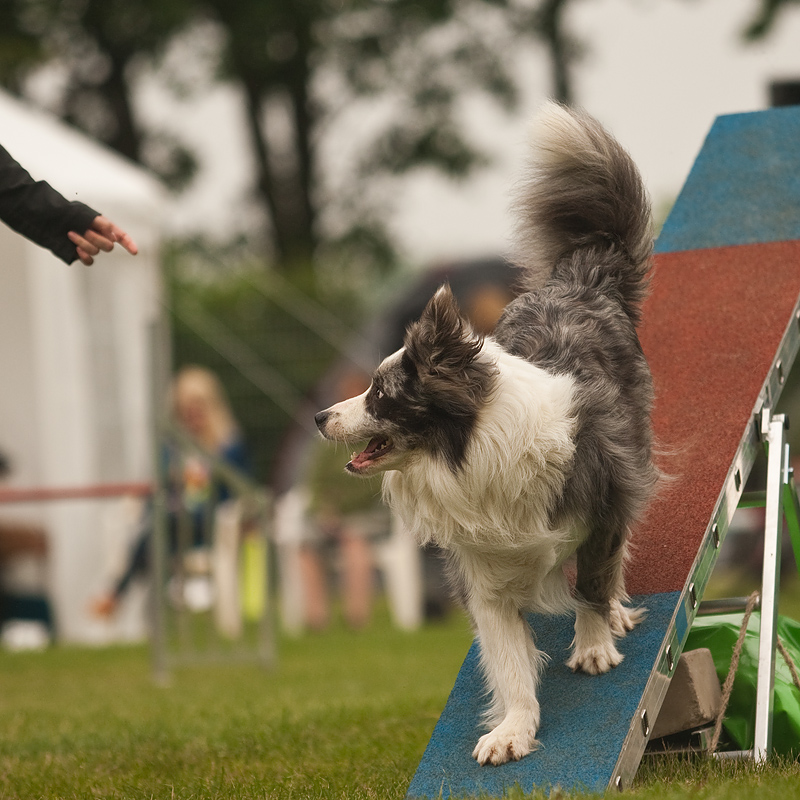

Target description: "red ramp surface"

left=634, top=239, right=800, bottom=596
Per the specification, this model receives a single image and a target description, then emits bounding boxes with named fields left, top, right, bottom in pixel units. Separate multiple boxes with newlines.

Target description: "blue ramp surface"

left=407, top=593, right=679, bottom=798
left=655, top=105, right=800, bottom=253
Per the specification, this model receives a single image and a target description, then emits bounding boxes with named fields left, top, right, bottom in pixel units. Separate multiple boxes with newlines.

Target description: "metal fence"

left=149, top=423, right=276, bottom=682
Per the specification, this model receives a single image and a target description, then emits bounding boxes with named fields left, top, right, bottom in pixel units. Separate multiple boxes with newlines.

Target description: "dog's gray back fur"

left=496, top=102, right=657, bottom=610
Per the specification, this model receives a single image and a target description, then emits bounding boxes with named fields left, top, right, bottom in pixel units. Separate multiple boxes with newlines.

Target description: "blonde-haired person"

left=172, top=366, right=240, bottom=456
left=90, top=366, right=250, bottom=618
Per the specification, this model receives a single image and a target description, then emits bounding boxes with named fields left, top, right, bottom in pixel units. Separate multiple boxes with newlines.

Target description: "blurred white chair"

left=212, top=498, right=243, bottom=639
left=372, top=513, right=423, bottom=630
left=274, top=486, right=423, bottom=633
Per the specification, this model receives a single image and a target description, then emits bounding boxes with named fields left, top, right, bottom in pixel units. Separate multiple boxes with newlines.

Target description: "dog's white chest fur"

left=383, top=341, right=579, bottom=607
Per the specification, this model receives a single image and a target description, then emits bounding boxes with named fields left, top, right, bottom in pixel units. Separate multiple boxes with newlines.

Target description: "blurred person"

left=288, top=282, right=514, bottom=631
left=0, top=143, right=137, bottom=265
left=0, top=449, right=52, bottom=647
left=90, top=366, right=249, bottom=618
left=462, top=283, right=515, bottom=336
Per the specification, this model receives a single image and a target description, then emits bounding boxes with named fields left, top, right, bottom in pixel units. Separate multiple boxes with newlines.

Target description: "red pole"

left=0, top=482, right=152, bottom=504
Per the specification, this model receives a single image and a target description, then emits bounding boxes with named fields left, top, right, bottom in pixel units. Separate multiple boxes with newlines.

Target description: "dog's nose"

left=314, top=410, right=330, bottom=431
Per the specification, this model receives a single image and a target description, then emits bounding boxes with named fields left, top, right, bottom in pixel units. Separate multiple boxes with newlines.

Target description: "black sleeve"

left=0, top=144, right=101, bottom=264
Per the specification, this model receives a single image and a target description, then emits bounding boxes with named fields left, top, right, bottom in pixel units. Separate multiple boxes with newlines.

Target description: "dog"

left=315, top=101, right=657, bottom=766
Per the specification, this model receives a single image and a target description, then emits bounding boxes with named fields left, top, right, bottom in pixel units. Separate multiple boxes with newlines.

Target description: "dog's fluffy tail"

left=511, top=101, right=653, bottom=324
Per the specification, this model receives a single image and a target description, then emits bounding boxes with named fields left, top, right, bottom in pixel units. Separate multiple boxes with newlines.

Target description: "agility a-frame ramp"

left=406, top=104, right=800, bottom=799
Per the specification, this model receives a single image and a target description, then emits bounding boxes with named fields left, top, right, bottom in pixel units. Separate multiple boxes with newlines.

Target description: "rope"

left=708, top=589, right=800, bottom=755
left=777, top=638, right=800, bottom=693
left=709, top=591, right=760, bottom=754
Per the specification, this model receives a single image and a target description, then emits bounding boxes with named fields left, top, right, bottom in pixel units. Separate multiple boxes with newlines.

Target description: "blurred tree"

left=0, top=0, right=198, bottom=189
left=0, top=0, right=585, bottom=272
left=201, top=0, right=526, bottom=272
left=743, top=0, right=800, bottom=38
left=520, top=0, right=584, bottom=106
left=0, top=4, right=43, bottom=84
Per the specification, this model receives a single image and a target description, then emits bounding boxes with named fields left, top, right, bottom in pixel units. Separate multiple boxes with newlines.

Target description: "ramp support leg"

left=754, top=410, right=789, bottom=761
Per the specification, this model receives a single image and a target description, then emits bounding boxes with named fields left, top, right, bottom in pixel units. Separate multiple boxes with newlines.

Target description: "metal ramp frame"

left=147, top=323, right=277, bottom=683
left=406, top=104, right=800, bottom=797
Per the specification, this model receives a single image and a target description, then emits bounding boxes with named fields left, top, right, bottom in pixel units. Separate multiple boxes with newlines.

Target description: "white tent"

left=0, top=90, right=167, bottom=643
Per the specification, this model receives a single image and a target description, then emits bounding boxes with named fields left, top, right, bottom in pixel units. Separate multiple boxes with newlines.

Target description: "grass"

left=631, top=754, right=800, bottom=800
left=1, top=602, right=800, bottom=799
left=0, top=606, right=473, bottom=799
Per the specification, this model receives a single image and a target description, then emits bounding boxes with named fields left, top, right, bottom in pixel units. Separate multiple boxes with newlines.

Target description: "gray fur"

left=511, top=103, right=653, bottom=323
left=498, top=102, right=657, bottom=615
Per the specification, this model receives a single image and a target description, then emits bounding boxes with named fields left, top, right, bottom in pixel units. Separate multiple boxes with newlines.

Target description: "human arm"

left=0, top=144, right=136, bottom=265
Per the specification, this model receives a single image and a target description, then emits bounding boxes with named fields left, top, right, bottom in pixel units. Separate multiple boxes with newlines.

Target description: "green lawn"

left=1, top=604, right=799, bottom=799
left=0, top=608, right=473, bottom=799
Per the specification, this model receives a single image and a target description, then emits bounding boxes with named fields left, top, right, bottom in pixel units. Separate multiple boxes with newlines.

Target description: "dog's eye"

left=376, top=389, right=385, bottom=400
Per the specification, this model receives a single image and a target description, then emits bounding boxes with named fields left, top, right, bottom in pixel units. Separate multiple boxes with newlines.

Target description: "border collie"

left=315, top=102, right=657, bottom=766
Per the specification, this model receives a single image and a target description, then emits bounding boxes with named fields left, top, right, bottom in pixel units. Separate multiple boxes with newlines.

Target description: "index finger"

left=90, top=215, right=138, bottom=256
left=115, top=230, right=138, bottom=256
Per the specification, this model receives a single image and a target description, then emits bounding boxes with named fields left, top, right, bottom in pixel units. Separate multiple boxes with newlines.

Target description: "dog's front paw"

left=472, top=722, right=538, bottom=766
left=566, top=641, right=623, bottom=675
left=609, top=601, right=646, bottom=637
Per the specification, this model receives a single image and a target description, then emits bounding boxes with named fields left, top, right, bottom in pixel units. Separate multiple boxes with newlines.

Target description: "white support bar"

left=754, top=411, right=787, bottom=762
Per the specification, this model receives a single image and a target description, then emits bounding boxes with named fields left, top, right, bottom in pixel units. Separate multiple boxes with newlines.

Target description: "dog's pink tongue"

left=348, top=437, right=382, bottom=470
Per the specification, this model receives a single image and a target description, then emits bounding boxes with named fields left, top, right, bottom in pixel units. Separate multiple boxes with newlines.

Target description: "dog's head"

left=315, top=284, right=497, bottom=476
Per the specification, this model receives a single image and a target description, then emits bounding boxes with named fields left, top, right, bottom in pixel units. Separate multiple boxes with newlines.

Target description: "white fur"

left=385, top=340, right=577, bottom=559
left=381, top=340, right=589, bottom=763
left=319, top=386, right=373, bottom=440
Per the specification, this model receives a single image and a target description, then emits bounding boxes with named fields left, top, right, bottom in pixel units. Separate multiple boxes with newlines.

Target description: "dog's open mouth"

left=346, top=436, right=394, bottom=474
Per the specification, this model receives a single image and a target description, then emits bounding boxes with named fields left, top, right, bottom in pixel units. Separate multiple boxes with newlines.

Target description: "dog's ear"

left=405, top=284, right=482, bottom=375
left=405, top=284, right=490, bottom=394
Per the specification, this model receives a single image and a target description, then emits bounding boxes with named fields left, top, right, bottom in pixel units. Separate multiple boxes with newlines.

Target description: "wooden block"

left=651, top=648, right=722, bottom=740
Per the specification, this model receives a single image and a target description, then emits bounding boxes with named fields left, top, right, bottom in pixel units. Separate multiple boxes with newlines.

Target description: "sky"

left=135, top=0, right=800, bottom=266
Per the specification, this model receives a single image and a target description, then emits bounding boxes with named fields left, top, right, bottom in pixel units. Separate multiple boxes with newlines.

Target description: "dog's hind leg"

left=567, top=525, right=642, bottom=675
left=469, top=598, right=544, bottom=766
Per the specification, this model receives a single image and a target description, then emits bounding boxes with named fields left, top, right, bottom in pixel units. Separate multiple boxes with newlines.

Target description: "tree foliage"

left=743, top=0, right=800, bottom=38
left=0, top=0, right=586, bottom=273
left=199, top=0, right=533, bottom=271
left=0, top=3, right=43, bottom=84
left=1, top=0, right=198, bottom=188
